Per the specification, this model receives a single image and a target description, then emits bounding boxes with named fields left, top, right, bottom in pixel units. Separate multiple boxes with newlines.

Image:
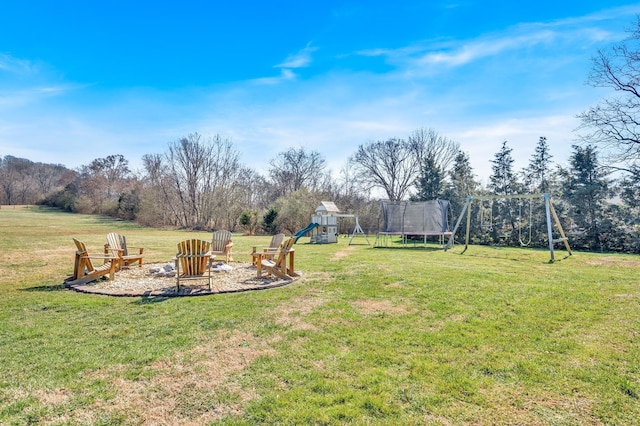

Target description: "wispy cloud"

left=357, top=5, right=637, bottom=72
left=251, top=68, right=297, bottom=85
left=0, top=52, right=36, bottom=74
left=0, top=84, right=84, bottom=110
left=275, top=43, right=318, bottom=69
left=417, top=31, right=555, bottom=67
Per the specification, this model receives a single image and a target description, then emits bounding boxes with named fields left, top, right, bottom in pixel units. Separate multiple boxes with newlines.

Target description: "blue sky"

left=1, top=1, right=639, bottom=184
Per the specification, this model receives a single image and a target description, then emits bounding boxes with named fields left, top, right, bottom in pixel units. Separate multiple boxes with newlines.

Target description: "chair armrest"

left=81, top=253, right=119, bottom=261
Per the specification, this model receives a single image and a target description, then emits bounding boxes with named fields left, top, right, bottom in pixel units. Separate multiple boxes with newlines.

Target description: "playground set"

left=294, top=201, right=369, bottom=245
left=292, top=195, right=571, bottom=262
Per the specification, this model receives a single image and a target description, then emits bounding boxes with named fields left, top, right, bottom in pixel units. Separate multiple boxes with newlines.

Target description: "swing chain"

left=518, top=199, right=533, bottom=246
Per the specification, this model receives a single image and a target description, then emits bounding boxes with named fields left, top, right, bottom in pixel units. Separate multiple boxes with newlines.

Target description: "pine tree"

left=489, top=141, right=519, bottom=242
left=519, top=137, right=555, bottom=246
left=262, top=207, right=279, bottom=234
left=441, top=150, right=478, bottom=219
left=411, top=156, right=443, bottom=201
left=525, top=136, right=553, bottom=194
left=489, top=141, right=517, bottom=195
left=563, top=145, right=611, bottom=250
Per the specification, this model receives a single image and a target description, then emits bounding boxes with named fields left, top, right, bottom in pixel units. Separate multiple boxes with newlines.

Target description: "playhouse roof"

left=316, top=201, right=340, bottom=214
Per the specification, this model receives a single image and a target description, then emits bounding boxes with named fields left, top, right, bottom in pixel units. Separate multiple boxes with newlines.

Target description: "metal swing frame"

left=444, top=193, right=572, bottom=262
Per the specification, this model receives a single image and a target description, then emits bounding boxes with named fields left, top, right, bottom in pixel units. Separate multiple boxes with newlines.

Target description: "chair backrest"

left=176, top=239, right=211, bottom=276
left=269, top=233, right=285, bottom=249
left=73, top=238, right=95, bottom=272
left=274, top=238, right=296, bottom=267
left=106, top=232, right=128, bottom=255
left=211, top=230, right=232, bottom=252
left=73, top=238, right=86, bottom=253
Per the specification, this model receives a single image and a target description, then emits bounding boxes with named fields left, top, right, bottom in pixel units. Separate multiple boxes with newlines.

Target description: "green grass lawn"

left=1, top=207, right=638, bottom=425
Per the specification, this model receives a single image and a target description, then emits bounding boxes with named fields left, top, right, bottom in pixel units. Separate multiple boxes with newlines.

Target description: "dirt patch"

left=44, top=330, right=276, bottom=425
left=34, top=388, right=71, bottom=406
left=331, top=245, right=356, bottom=261
left=352, top=298, right=408, bottom=315
left=585, top=258, right=640, bottom=268
left=276, top=295, right=326, bottom=330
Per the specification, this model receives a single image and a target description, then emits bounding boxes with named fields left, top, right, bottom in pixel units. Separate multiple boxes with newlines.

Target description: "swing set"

left=479, top=198, right=533, bottom=245
left=445, top=193, right=572, bottom=262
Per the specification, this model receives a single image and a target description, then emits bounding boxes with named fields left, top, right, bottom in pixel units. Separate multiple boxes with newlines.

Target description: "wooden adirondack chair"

left=66, top=238, right=118, bottom=285
left=256, top=237, right=298, bottom=279
left=251, top=233, right=285, bottom=266
left=174, top=239, right=214, bottom=291
left=105, top=232, right=144, bottom=270
left=211, top=230, right=233, bottom=263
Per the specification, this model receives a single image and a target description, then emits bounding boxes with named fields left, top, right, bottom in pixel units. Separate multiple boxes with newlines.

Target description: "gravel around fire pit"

left=65, top=262, right=298, bottom=297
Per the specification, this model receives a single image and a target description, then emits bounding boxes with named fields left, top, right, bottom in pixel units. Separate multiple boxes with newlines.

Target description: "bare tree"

left=77, top=154, right=132, bottom=213
left=268, top=147, right=327, bottom=196
left=351, top=138, right=419, bottom=201
left=32, top=162, right=72, bottom=195
left=166, top=133, right=241, bottom=229
left=0, top=156, right=20, bottom=204
left=577, top=17, right=640, bottom=169
left=141, top=133, right=244, bottom=230
left=139, top=153, right=178, bottom=226
left=272, top=188, right=323, bottom=234
left=408, top=127, right=460, bottom=172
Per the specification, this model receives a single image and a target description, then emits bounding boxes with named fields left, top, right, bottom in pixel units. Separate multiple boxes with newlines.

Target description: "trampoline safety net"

left=379, top=200, right=451, bottom=235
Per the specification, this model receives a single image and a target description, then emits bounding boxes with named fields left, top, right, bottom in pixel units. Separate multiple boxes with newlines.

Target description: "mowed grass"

left=0, top=207, right=639, bottom=425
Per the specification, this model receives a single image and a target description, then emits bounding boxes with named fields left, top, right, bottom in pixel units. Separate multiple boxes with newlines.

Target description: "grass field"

left=0, top=207, right=638, bottom=425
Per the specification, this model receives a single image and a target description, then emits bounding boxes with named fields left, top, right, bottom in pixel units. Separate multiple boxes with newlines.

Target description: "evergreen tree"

left=519, top=136, right=555, bottom=246
left=441, top=150, right=478, bottom=220
left=489, top=141, right=518, bottom=195
left=619, top=166, right=640, bottom=210
left=617, top=166, right=640, bottom=252
left=262, top=207, right=279, bottom=234
left=525, top=136, right=553, bottom=194
left=562, top=145, right=612, bottom=251
left=488, top=141, right=520, bottom=242
left=411, top=156, right=443, bottom=201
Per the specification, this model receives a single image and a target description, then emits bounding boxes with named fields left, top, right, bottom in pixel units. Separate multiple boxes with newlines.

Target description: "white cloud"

left=251, top=68, right=298, bottom=85
left=0, top=85, right=80, bottom=110
left=417, top=30, right=557, bottom=67
left=357, top=4, right=636, bottom=73
left=275, top=43, right=318, bottom=69
left=0, top=52, right=36, bottom=74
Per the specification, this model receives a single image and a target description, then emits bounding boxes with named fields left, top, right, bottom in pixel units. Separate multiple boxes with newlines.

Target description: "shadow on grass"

left=23, top=283, right=67, bottom=292
left=372, top=245, right=444, bottom=252
left=133, top=295, right=171, bottom=304
left=449, top=246, right=573, bottom=264
left=93, top=215, right=147, bottom=230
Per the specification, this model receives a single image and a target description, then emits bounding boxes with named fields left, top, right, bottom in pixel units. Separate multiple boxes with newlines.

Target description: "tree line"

left=3, top=18, right=640, bottom=253
left=0, top=131, right=638, bottom=253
